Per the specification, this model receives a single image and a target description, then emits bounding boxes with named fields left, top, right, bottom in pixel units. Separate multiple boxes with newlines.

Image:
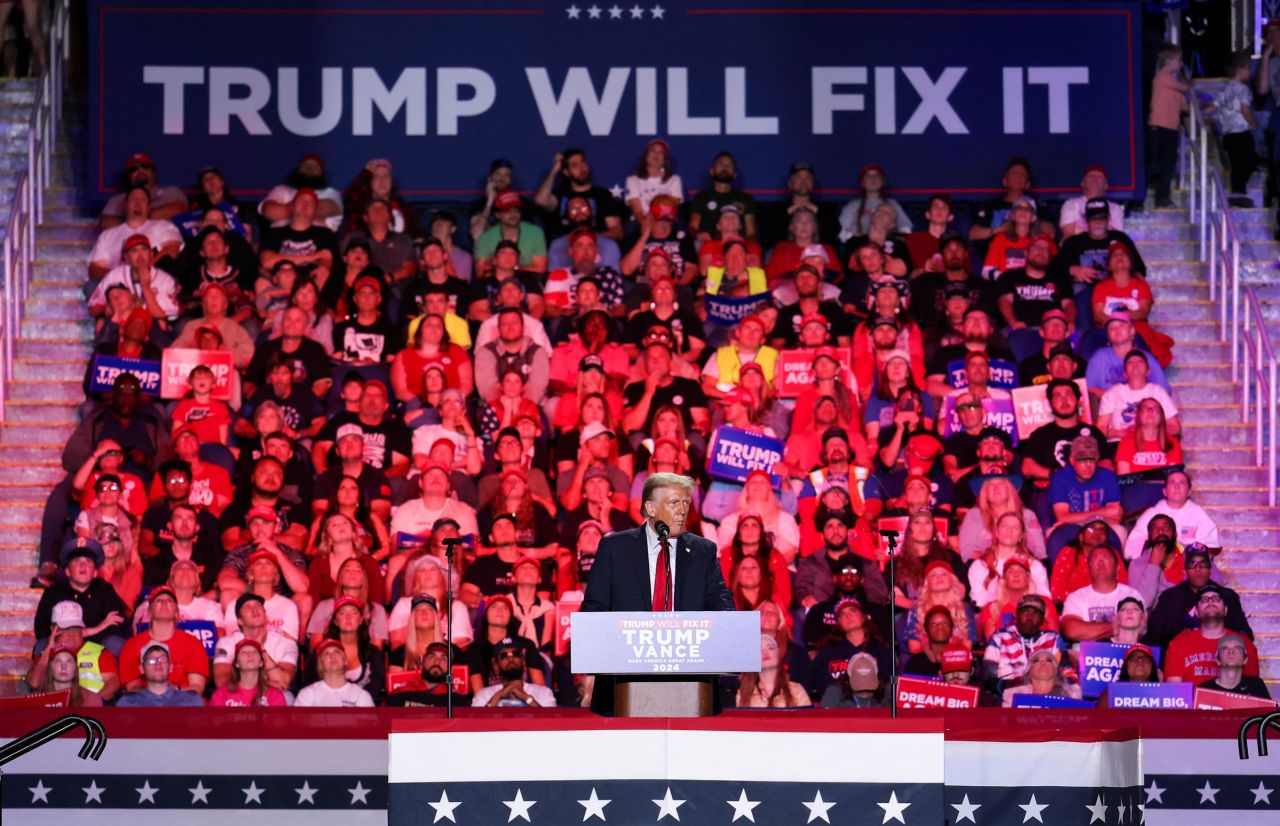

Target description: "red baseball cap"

left=924, top=560, right=953, bottom=580
left=513, top=556, right=541, bottom=572
left=299, top=153, right=325, bottom=168
left=493, top=190, right=522, bottom=211
left=717, top=385, right=756, bottom=408
left=739, top=314, right=767, bottom=333
left=248, top=549, right=280, bottom=569
left=333, top=595, right=365, bottom=614
left=246, top=505, right=277, bottom=524
left=1083, top=165, right=1108, bottom=178
left=195, top=325, right=224, bottom=344
left=122, top=233, right=151, bottom=254
left=353, top=275, right=382, bottom=294
left=940, top=643, right=973, bottom=674
left=126, top=151, right=153, bottom=168
left=148, top=585, right=177, bottom=604
left=234, top=637, right=264, bottom=658
left=313, top=638, right=344, bottom=657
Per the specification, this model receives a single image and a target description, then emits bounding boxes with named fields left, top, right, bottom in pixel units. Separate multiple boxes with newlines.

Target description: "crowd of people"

left=25, top=121, right=1267, bottom=709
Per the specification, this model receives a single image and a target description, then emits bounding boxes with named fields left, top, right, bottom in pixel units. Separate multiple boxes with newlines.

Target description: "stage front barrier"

left=571, top=610, right=761, bottom=717
left=0, top=709, right=1275, bottom=824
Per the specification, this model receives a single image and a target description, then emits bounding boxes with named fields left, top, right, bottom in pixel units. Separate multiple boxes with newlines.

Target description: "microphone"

left=654, top=520, right=670, bottom=540
left=653, top=520, right=672, bottom=611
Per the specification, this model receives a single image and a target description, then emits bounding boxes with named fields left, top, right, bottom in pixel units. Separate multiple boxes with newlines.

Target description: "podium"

left=570, top=611, right=762, bottom=717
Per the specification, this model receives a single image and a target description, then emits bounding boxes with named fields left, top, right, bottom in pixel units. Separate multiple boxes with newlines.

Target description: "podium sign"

left=571, top=611, right=762, bottom=675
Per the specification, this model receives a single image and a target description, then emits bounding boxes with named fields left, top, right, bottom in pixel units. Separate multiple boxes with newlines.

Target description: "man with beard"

left=385, top=640, right=466, bottom=707
left=995, top=234, right=1075, bottom=362
left=1147, top=544, right=1252, bottom=647
left=544, top=228, right=626, bottom=315
left=1164, top=584, right=1261, bottom=684
left=99, top=151, right=189, bottom=229
left=242, top=306, right=331, bottom=398
left=475, top=189, right=548, bottom=276
left=771, top=265, right=853, bottom=348
left=952, top=427, right=1025, bottom=515
left=399, top=238, right=472, bottom=324
left=258, top=153, right=344, bottom=232
left=474, top=308, right=550, bottom=402
left=982, top=594, right=1066, bottom=683
left=88, top=185, right=183, bottom=280
left=1050, top=198, right=1145, bottom=286
left=687, top=151, right=758, bottom=239
left=1022, top=379, right=1098, bottom=485
left=466, top=240, right=546, bottom=321
left=313, top=380, right=413, bottom=476
left=1059, top=166, right=1126, bottom=238
left=794, top=511, right=859, bottom=609
left=313, top=429, right=393, bottom=522
left=140, top=502, right=223, bottom=593
left=758, top=161, right=840, bottom=248
left=534, top=147, right=624, bottom=240
left=546, top=195, right=623, bottom=270
left=139, top=461, right=222, bottom=583
left=217, top=457, right=310, bottom=551
left=910, top=232, right=986, bottom=328
left=802, top=555, right=890, bottom=650
left=619, top=196, right=700, bottom=284
left=472, top=637, right=557, bottom=707
left=172, top=208, right=259, bottom=293
left=258, top=188, right=339, bottom=282
left=1126, top=514, right=1185, bottom=607
left=1018, top=312, right=1085, bottom=386
left=925, top=307, right=1014, bottom=399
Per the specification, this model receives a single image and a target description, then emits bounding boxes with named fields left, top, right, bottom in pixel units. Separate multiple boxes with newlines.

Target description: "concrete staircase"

left=1128, top=203, right=1280, bottom=695
left=0, top=79, right=91, bottom=693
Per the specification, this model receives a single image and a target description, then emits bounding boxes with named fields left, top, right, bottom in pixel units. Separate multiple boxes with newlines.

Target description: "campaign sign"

left=775, top=347, right=855, bottom=398
left=896, top=676, right=979, bottom=709
left=706, top=426, right=784, bottom=485
left=178, top=619, right=219, bottom=658
left=705, top=293, right=769, bottom=327
left=946, top=358, right=1018, bottom=391
left=89, top=355, right=163, bottom=395
left=1105, top=682, right=1193, bottom=710
left=570, top=611, right=762, bottom=674
left=938, top=394, right=1017, bottom=442
left=1011, top=693, right=1095, bottom=709
left=1193, top=687, right=1278, bottom=711
left=160, top=348, right=234, bottom=400
left=554, top=597, right=583, bottom=658
left=89, top=1, right=1144, bottom=201
left=0, top=689, right=70, bottom=708
left=1078, top=641, right=1161, bottom=697
left=1010, top=378, right=1093, bottom=440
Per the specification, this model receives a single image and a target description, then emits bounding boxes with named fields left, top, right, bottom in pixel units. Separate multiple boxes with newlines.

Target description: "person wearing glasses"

left=115, top=642, right=204, bottom=707
left=1146, top=543, right=1254, bottom=649
left=472, top=637, right=556, bottom=707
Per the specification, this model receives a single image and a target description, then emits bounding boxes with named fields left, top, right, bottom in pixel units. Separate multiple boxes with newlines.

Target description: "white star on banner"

left=567, top=4, right=581, bottom=19
left=587, top=5, right=602, bottom=19
left=579, top=787, right=611, bottom=821
left=1085, top=794, right=1108, bottom=823
left=608, top=5, right=623, bottom=19
left=1251, top=781, right=1274, bottom=805
left=1019, top=794, right=1048, bottom=823
left=630, top=4, right=645, bottom=18
left=82, top=780, right=105, bottom=804
left=877, top=790, right=911, bottom=824
left=29, top=780, right=52, bottom=804
left=504, top=788, right=537, bottom=822
left=1196, top=781, right=1219, bottom=805
left=350, top=782, right=371, bottom=805
left=295, top=781, right=318, bottom=805
left=430, top=789, right=462, bottom=823
left=243, top=781, right=264, bottom=805
left=1119, top=798, right=1131, bottom=824
left=803, top=789, right=835, bottom=823
left=951, top=794, right=980, bottom=823
left=609, top=183, right=624, bottom=199
left=727, top=788, right=760, bottom=822
left=136, top=781, right=158, bottom=804
left=189, top=781, right=211, bottom=805
left=651, top=4, right=665, bottom=19
left=1144, top=781, right=1164, bottom=805
left=653, top=787, right=685, bottom=821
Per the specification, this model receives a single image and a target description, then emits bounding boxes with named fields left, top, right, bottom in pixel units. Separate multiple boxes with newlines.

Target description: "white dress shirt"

left=644, top=521, right=679, bottom=609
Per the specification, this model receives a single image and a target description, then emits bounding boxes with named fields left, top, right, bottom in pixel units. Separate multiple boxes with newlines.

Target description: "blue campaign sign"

left=939, top=394, right=1018, bottom=443
left=89, top=355, right=162, bottom=395
left=178, top=620, right=219, bottom=659
left=705, top=293, right=769, bottom=327
left=1078, top=641, right=1162, bottom=697
left=1011, top=693, right=1095, bottom=709
left=1105, top=682, right=1193, bottom=710
left=946, top=358, right=1019, bottom=391
left=706, top=426, right=784, bottom=484
left=88, top=0, right=1144, bottom=203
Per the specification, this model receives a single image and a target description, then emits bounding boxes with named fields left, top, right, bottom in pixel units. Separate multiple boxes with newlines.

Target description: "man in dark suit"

left=582, top=473, right=733, bottom=713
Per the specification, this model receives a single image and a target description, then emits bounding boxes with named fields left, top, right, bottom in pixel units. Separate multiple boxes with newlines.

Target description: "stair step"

left=1195, top=486, right=1277, bottom=506
left=0, top=464, right=64, bottom=485
left=28, top=283, right=88, bottom=301
left=6, top=380, right=94, bottom=403
left=41, top=205, right=91, bottom=223
left=1203, top=505, right=1280, bottom=525
left=38, top=224, right=100, bottom=242
left=24, top=299, right=90, bottom=321
left=0, top=654, right=33, bottom=677
left=21, top=318, right=93, bottom=339
left=0, top=445, right=67, bottom=464
left=1180, top=422, right=1254, bottom=445
left=34, top=239, right=94, bottom=262
left=1129, top=221, right=1273, bottom=241
left=0, top=422, right=77, bottom=442
left=15, top=338, right=91, bottom=360
left=33, top=259, right=87, bottom=280
left=1178, top=400, right=1247, bottom=421
left=1182, top=444, right=1257, bottom=465
left=1217, top=550, right=1280, bottom=570
left=1166, top=363, right=1235, bottom=382
left=0, top=566, right=37, bottom=589
left=14, top=360, right=87, bottom=381
left=1147, top=282, right=1211, bottom=300
left=1137, top=239, right=1278, bottom=262
left=1142, top=261, right=1205, bottom=280
left=0, top=590, right=41, bottom=612
left=1219, top=570, right=1280, bottom=590
left=0, top=528, right=40, bottom=547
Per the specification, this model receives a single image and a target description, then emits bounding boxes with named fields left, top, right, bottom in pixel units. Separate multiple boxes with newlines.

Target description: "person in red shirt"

left=71, top=438, right=149, bottom=521
left=1164, top=584, right=1260, bottom=683
left=1114, top=398, right=1182, bottom=475
left=148, top=426, right=233, bottom=517
left=170, top=364, right=232, bottom=445
left=117, top=586, right=211, bottom=692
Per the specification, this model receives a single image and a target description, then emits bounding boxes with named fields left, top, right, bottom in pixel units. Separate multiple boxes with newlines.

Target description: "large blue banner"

left=88, top=0, right=1144, bottom=203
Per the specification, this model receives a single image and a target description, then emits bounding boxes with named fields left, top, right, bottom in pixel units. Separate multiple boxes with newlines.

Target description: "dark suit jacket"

left=580, top=524, right=734, bottom=714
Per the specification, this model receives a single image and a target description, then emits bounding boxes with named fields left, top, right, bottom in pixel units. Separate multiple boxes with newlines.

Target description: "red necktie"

left=652, top=538, right=670, bottom=611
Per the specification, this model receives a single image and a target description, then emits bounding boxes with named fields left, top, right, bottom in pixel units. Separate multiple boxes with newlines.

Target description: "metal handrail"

left=1183, top=78, right=1278, bottom=506
left=0, top=0, right=69, bottom=421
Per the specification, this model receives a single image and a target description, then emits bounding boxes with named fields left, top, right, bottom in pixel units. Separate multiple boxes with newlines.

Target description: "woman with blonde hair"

left=307, top=512, right=386, bottom=605
left=905, top=561, right=976, bottom=655
left=977, top=558, right=1061, bottom=642
left=891, top=510, right=966, bottom=610
left=716, top=470, right=799, bottom=563
left=737, top=634, right=811, bottom=708
left=967, top=512, right=1052, bottom=609
left=389, top=562, right=473, bottom=650
left=957, top=476, right=1047, bottom=561
left=1002, top=648, right=1082, bottom=706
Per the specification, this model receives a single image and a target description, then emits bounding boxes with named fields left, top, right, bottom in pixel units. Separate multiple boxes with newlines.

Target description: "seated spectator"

left=94, top=527, right=142, bottom=616
left=820, top=651, right=888, bottom=709
left=25, top=600, right=120, bottom=702
left=343, top=158, right=420, bottom=238
left=698, top=203, right=762, bottom=269
left=958, top=477, right=1047, bottom=561
left=854, top=302, right=926, bottom=395
left=139, top=463, right=222, bottom=586
left=1086, top=313, right=1171, bottom=401
left=385, top=640, right=468, bottom=708
left=1045, top=435, right=1125, bottom=561
left=1049, top=520, right=1131, bottom=605
left=258, top=153, right=344, bottom=231
left=218, top=532, right=308, bottom=639
left=994, top=233, right=1071, bottom=362
left=387, top=594, right=451, bottom=669
left=468, top=596, right=548, bottom=693
left=915, top=238, right=983, bottom=336
left=983, top=594, right=1065, bottom=684
left=1017, top=317, right=1084, bottom=388
left=889, top=510, right=966, bottom=611
left=925, top=305, right=1014, bottom=400
left=977, top=559, right=1061, bottom=641
left=178, top=166, right=251, bottom=238
left=99, top=152, right=188, bottom=229
left=114, top=641, right=204, bottom=707
left=390, top=562, right=472, bottom=650
left=134, top=557, right=224, bottom=633
left=395, top=311, right=473, bottom=405
left=269, top=277, right=334, bottom=353
left=766, top=208, right=840, bottom=282
left=942, top=392, right=988, bottom=481
left=314, top=596, right=386, bottom=704
left=984, top=198, right=1045, bottom=280
left=259, top=187, right=339, bottom=286
left=949, top=428, right=1023, bottom=517
left=1098, top=350, right=1180, bottom=443
left=844, top=204, right=913, bottom=279
left=545, top=230, right=626, bottom=316
left=294, top=638, right=374, bottom=707
left=730, top=556, right=774, bottom=612
left=1146, top=541, right=1252, bottom=648
left=863, top=355, right=934, bottom=444
left=343, top=198, right=417, bottom=283
left=1128, top=518, right=1187, bottom=621
left=534, top=147, right=623, bottom=241
left=1109, top=595, right=1149, bottom=647
left=209, top=638, right=290, bottom=707
left=939, top=643, right=1001, bottom=706
left=33, top=538, right=128, bottom=656
left=1059, top=166, right=1125, bottom=238
left=1001, top=649, right=1083, bottom=706
left=1115, top=400, right=1183, bottom=513
left=475, top=191, right=548, bottom=276
left=1020, top=379, right=1098, bottom=491
left=313, top=381, right=412, bottom=480
left=40, top=644, right=104, bottom=708
left=905, top=562, right=977, bottom=653
left=472, top=636, right=557, bottom=707
left=839, top=164, right=912, bottom=242
left=902, top=605, right=956, bottom=678
left=170, top=285, right=255, bottom=370
left=968, top=157, right=1045, bottom=245
left=624, top=139, right=683, bottom=222
left=175, top=217, right=258, bottom=304
left=426, top=209, right=473, bottom=281
left=737, top=634, right=810, bottom=708
left=1059, top=545, right=1144, bottom=643
left=1198, top=635, right=1271, bottom=699
left=118, top=586, right=210, bottom=693
left=308, top=513, right=386, bottom=606
left=811, top=597, right=893, bottom=696
left=621, top=331, right=711, bottom=436
left=716, top=471, right=800, bottom=564
left=89, top=185, right=183, bottom=281
left=1164, top=585, right=1261, bottom=684
left=88, top=234, right=181, bottom=329
left=905, top=195, right=963, bottom=277
left=757, top=161, right=840, bottom=249
left=1125, top=471, right=1218, bottom=561
left=967, top=513, right=1051, bottom=609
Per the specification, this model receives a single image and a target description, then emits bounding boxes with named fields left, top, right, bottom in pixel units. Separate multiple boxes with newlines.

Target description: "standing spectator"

left=114, top=642, right=204, bottom=707
left=1147, top=43, right=1188, bottom=209
left=294, top=638, right=375, bottom=707
left=1209, top=50, right=1259, bottom=206
left=1164, top=585, right=1260, bottom=684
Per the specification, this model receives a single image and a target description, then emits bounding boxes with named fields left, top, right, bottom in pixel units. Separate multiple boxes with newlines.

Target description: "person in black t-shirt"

left=757, top=161, right=841, bottom=249
left=771, top=265, right=853, bottom=349
left=312, top=381, right=413, bottom=477
left=995, top=236, right=1073, bottom=362
left=399, top=239, right=471, bottom=323
left=332, top=275, right=397, bottom=369
left=621, top=330, right=710, bottom=436
left=1017, top=312, right=1085, bottom=386
left=1022, top=378, right=1103, bottom=486
left=258, top=189, right=338, bottom=281
left=910, top=232, right=987, bottom=328
left=925, top=307, right=1015, bottom=397
left=243, top=307, right=333, bottom=399
left=466, top=240, right=545, bottom=321
left=242, top=354, right=326, bottom=441
left=687, top=151, right=758, bottom=240
left=533, top=148, right=624, bottom=240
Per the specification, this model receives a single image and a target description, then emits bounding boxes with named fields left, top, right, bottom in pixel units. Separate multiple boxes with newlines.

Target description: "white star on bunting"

left=1251, top=781, right=1273, bottom=805
left=587, top=5, right=602, bottom=19
left=349, top=782, right=372, bottom=805
left=1019, top=794, right=1048, bottom=823
left=1144, top=781, right=1164, bottom=805
left=1085, top=794, right=1108, bottom=823
left=29, top=780, right=52, bottom=804
left=1196, top=780, right=1219, bottom=805
left=136, top=781, right=158, bottom=804
left=951, top=793, right=981, bottom=823
left=567, top=4, right=581, bottom=19
left=579, top=787, right=611, bottom=820
left=803, top=789, right=835, bottom=823
left=653, top=786, right=685, bottom=820
left=82, top=780, right=105, bottom=804
left=242, top=781, right=264, bottom=805
left=295, top=781, right=318, bottom=804
left=189, top=781, right=211, bottom=805
left=727, top=788, right=760, bottom=822
left=630, top=4, right=645, bottom=18
left=651, top=4, right=665, bottom=19
left=504, top=788, right=537, bottom=822
left=878, top=790, right=911, bottom=824
left=430, top=789, right=462, bottom=823
left=608, top=5, right=623, bottom=19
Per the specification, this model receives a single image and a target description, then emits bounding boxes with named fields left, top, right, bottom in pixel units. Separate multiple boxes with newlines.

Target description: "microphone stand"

left=656, top=521, right=672, bottom=611
left=441, top=537, right=463, bottom=718
left=879, top=529, right=900, bottom=719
